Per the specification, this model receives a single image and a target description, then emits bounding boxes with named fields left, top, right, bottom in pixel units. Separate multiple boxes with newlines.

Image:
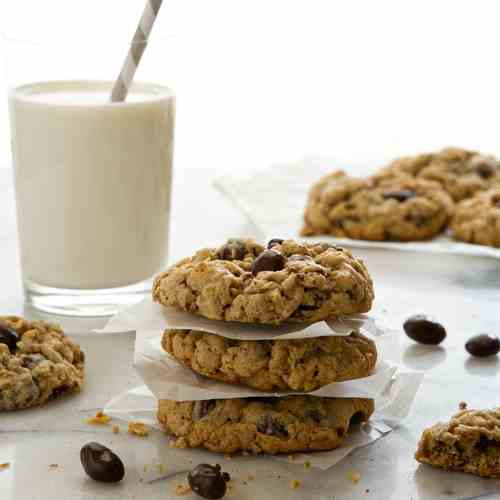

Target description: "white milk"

left=9, top=81, right=175, bottom=290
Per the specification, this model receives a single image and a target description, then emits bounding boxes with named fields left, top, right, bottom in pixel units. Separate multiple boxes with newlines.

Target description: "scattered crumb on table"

left=112, top=424, right=120, bottom=434
left=157, top=463, right=166, bottom=474
left=228, top=480, right=236, bottom=491
left=290, top=479, right=301, bottom=489
left=128, top=422, right=149, bottom=437
left=247, top=474, right=255, bottom=481
left=287, top=454, right=296, bottom=462
left=174, top=484, right=191, bottom=496
left=348, top=471, right=361, bottom=483
left=304, top=460, right=311, bottom=469
left=86, top=410, right=112, bottom=425
left=0, top=463, right=10, bottom=471
left=48, top=464, right=60, bottom=469
left=224, top=454, right=232, bottom=460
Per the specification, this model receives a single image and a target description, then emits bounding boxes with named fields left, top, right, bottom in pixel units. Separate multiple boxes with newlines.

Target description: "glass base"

left=24, top=279, right=152, bottom=317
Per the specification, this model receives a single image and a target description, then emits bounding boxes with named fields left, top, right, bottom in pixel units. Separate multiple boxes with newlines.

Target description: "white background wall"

left=1, top=0, right=500, bottom=173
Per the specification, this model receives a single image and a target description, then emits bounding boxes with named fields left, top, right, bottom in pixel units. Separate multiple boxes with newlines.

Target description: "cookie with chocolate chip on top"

left=0, top=316, right=85, bottom=411
left=153, top=238, right=374, bottom=325
left=302, top=173, right=453, bottom=241
left=158, top=396, right=374, bottom=455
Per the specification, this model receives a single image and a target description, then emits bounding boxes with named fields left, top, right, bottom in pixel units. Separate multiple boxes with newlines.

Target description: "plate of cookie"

left=215, top=147, right=500, bottom=258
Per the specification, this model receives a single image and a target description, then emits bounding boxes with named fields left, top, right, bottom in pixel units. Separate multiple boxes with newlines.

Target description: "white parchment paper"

left=99, top=298, right=380, bottom=340
left=214, top=157, right=500, bottom=259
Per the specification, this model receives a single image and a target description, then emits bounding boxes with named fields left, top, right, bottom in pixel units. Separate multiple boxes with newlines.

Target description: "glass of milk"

left=5, top=39, right=175, bottom=316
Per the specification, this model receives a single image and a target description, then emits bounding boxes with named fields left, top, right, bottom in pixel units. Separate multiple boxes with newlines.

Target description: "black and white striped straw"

left=111, top=0, right=164, bottom=102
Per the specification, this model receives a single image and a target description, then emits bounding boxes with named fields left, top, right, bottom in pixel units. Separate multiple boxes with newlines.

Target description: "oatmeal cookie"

left=0, top=316, right=84, bottom=411
left=379, top=147, right=500, bottom=201
left=158, top=396, right=374, bottom=455
left=302, top=174, right=453, bottom=241
left=450, top=189, right=500, bottom=247
left=415, top=407, right=500, bottom=478
left=153, top=239, right=374, bottom=325
left=162, top=329, right=377, bottom=391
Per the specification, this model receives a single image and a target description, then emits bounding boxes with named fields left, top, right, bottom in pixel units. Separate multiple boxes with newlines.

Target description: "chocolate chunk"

left=305, top=409, right=323, bottom=423
left=475, top=161, right=495, bottom=179
left=192, top=400, right=216, bottom=420
left=267, top=238, right=284, bottom=249
left=188, top=464, right=230, bottom=500
left=256, top=416, right=289, bottom=437
left=0, top=326, right=19, bottom=353
left=251, top=250, right=286, bottom=275
left=217, top=239, right=246, bottom=261
left=403, top=314, right=446, bottom=345
left=382, top=190, right=416, bottom=202
left=465, top=334, right=500, bottom=357
left=80, top=442, right=125, bottom=483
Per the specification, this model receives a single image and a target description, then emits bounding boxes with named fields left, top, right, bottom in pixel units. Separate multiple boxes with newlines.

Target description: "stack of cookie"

left=152, top=238, right=379, bottom=455
left=302, top=147, right=500, bottom=247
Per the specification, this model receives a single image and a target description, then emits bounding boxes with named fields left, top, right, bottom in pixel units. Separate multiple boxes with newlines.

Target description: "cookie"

left=415, top=407, right=500, bottom=478
left=158, top=396, right=374, bottom=455
left=0, top=316, right=85, bottom=411
left=379, top=147, right=500, bottom=201
left=302, top=173, right=453, bottom=241
left=450, top=189, right=500, bottom=247
left=153, top=239, right=374, bottom=325
left=162, top=329, right=377, bottom=392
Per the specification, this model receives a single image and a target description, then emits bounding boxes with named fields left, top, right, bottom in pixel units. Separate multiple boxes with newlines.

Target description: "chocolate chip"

left=192, top=400, right=216, bottom=420
left=382, top=190, right=416, bottom=202
left=465, top=334, right=500, bottom=357
left=256, top=416, right=289, bottom=437
left=80, top=442, right=125, bottom=483
left=188, top=464, right=230, bottom=500
left=0, top=326, right=19, bottom=353
left=251, top=250, right=286, bottom=275
left=305, top=409, right=322, bottom=423
left=403, top=315, right=446, bottom=345
left=217, top=239, right=246, bottom=261
left=267, top=238, right=284, bottom=249
left=475, top=161, right=495, bottom=179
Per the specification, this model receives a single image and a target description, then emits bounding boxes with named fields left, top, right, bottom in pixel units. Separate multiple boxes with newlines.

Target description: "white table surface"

left=1, top=167, right=500, bottom=500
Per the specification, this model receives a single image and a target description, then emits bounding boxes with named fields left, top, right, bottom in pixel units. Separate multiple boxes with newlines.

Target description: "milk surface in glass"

left=9, top=80, right=175, bottom=313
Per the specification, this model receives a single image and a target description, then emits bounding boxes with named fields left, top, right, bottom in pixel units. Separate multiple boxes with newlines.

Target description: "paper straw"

left=111, top=0, right=164, bottom=102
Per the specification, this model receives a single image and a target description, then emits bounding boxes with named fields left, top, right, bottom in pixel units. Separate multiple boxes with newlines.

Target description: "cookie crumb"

left=304, top=460, right=311, bottom=469
left=228, top=480, right=236, bottom=491
left=348, top=471, right=361, bottom=483
left=0, top=463, right=11, bottom=471
left=86, top=410, right=111, bottom=425
left=247, top=474, right=255, bottom=481
left=224, top=454, right=232, bottom=460
left=290, top=479, right=301, bottom=490
left=48, top=464, right=59, bottom=469
left=174, top=484, right=191, bottom=496
left=112, top=424, right=120, bottom=434
left=157, top=463, right=166, bottom=474
left=128, top=422, right=149, bottom=437
left=287, top=454, right=296, bottom=462
left=365, top=489, right=370, bottom=493
left=459, top=401, right=468, bottom=410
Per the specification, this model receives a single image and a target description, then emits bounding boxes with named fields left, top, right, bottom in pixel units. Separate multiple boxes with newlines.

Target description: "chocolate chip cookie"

left=415, top=407, right=500, bottom=478
left=302, top=173, right=453, bottom=241
left=379, top=147, right=500, bottom=201
left=162, top=329, right=377, bottom=392
left=158, top=396, right=374, bottom=455
left=0, top=316, right=85, bottom=411
left=153, top=239, right=374, bottom=325
left=450, top=189, right=500, bottom=247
